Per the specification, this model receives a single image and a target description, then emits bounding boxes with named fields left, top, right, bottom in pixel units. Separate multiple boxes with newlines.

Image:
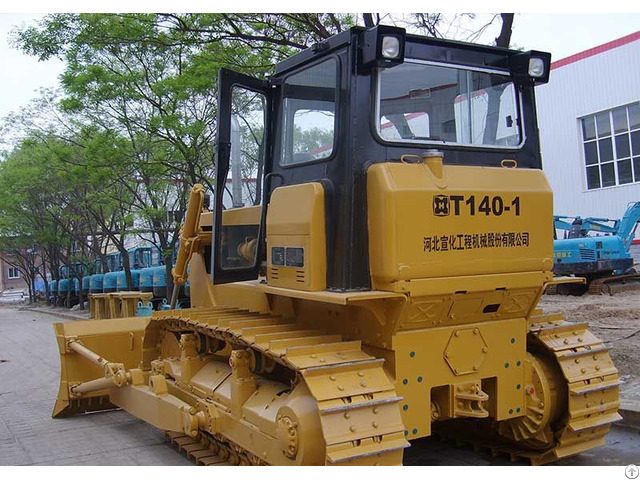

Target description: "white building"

left=536, top=31, right=640, bottom=224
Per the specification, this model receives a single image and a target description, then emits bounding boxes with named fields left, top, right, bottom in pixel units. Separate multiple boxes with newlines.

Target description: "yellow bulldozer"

left=52, top=25, right=621, bottom=466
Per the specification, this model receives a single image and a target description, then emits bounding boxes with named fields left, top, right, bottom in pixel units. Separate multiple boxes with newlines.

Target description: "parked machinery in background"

left=48, top=278, right=58, bottom=304
left=70, top=263, right=82, bottom=305
left=152, top=264, right=167, bottom=300
left=139, top=248, right=167, bottom=308
left=115, top=247, right=153, bottom=292
left=139, top=252, right=159, bottom=295
left=102, top=252, right=122, bottom=294
left=55, top=265, right=69, bottom=307
left=80, top=272, right=91, bottom=298
left=56, top=263, right=84, bottom=308
left=88, top=259, right=104, bottom=295
left=54, top=248, right=193, bottom=311
left=75, top=263, right=90, bottom=300
left=151, top=248, right=190, bottom=309
left=553, top=201, right=640, bottom=294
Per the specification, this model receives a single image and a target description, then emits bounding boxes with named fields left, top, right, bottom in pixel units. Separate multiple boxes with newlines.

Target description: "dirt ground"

left=539, top=290, right=640, bottom=400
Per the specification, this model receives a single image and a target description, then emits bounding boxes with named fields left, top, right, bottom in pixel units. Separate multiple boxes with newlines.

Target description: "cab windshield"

left=377, top=60, right=521, bottom=148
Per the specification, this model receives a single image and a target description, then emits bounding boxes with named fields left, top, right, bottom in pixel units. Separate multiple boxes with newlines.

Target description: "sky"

left=0, top=12, right=639, bottom=127
left=0, top=14, right=65, bottom=125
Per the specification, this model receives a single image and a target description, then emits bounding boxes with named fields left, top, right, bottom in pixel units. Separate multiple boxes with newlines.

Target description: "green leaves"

left=3, top=13, right=354, bottom=287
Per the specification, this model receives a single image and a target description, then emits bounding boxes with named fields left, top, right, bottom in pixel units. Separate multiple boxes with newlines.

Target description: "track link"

left=152, top=306, right=409, bottom=465
left=166, top=431, right=270, bottom=465
left=166, top=432, right=232, bottom=465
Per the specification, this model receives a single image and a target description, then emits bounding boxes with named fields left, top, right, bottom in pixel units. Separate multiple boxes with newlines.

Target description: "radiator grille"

left=295, top=269, right=306, bottom=284
left=579, top=248, right=596, bottom=261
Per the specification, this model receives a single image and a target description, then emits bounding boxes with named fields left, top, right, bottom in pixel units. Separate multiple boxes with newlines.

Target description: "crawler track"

left=588, top=272, right=640, bottom=295
left=152, top=306, right=408, bottom=465
left=527, top=311, right=622, bottom=463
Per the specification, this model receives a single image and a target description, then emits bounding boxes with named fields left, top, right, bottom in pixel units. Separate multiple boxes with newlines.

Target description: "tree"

left=0, top=238, right=41, bottom=302
left=10, top=14, right=357, bottom=298
left=0, top=138, right=73, bottom=302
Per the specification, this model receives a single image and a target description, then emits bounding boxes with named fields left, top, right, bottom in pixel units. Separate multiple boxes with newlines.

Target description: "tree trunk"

left=120, top=248, right=133, bottom=290
left=363, top=14, right=375, bottom=28
left=42, top=263, right=49, bottom=305
left=27, top=278, right=33, bottom=303
left=78, top=273, right=84, bottom=310
left=165, top=261, right=174, bottom=302
left=496, top=13, right=514, bottom=48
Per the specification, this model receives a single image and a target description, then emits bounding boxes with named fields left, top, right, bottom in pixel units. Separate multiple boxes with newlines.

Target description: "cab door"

left=212, top=68, right=272, bottom=284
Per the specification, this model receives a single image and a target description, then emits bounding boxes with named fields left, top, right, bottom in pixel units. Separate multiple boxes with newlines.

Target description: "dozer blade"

left=52, top=316, right=151, bottom=418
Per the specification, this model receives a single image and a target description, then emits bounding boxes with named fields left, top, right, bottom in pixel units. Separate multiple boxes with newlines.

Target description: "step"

left=239, top=323, right=299, bottom=338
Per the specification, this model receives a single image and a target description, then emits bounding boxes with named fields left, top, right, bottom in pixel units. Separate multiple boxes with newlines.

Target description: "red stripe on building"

left=379, top=111, right=427, bottom=130
left=551, top=30, right=640, bottom=70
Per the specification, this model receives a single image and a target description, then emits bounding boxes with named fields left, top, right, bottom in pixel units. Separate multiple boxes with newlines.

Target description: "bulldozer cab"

left=213, top=25, right=551, bottom=290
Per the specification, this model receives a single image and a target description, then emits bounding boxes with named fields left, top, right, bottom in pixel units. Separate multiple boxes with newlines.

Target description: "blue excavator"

left=553, top=201, right=640, bottom=293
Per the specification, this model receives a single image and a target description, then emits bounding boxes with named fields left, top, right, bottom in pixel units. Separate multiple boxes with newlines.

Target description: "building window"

left=581, top=102, right=640, bottom=190
left=8, top=267, right=20, bottom=279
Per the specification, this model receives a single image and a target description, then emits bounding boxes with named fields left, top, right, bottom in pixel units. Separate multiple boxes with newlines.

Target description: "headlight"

left=381, top=36, right=400, bottom=59
left=528, top=57, right=545, bottom=78
left=361, top=25, right=406, bottom=68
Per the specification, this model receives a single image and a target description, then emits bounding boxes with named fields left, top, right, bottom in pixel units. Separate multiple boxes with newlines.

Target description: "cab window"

left=377, top=60, right=521, bottom=148
left=278, top=58, right=338, bottom=165
left=218, top=86, right=266, bottom=270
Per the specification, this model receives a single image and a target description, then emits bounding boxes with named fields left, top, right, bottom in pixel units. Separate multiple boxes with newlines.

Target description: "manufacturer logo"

left=432, top=194, right=521, bottom=217
left=433, top=195, right=450, bottom=216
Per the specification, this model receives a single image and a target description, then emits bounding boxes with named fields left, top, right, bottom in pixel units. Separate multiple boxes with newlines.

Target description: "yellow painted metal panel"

left=221, top=205, right=261, bottom=226
left=392, top=318, right=526, bottom=439
left=367, top=162, right=554, bottom=289
left=267, top=183, right=326, bottom=291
